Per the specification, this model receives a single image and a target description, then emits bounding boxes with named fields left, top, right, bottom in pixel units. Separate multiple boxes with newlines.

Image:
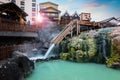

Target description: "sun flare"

left=37, top=13, right=43, bottom=23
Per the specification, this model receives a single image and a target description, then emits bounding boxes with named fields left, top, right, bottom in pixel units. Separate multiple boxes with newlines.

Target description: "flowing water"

left=26, top=60, right=120, bottom=80
left=43, top=44, right=55, bottom=59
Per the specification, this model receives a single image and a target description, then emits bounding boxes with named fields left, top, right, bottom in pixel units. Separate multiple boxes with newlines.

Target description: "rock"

left=0, top=59, right=24, bottom=80
left=106, top=28, right=120, bottom=68
left=112, top=36, right=120, bottom=52
left=109, top=27, right=120, bottom=38
left=12, top=56, right=34, bottom=77
left=111, top=62, right=120, bottom=68
left=109, top=28, right=120, bottom=52
left=40, top=42, right=50, bottom=49
left=0, top=52, right=34, bottom=80
left=12, top=51, right=27, bottom=57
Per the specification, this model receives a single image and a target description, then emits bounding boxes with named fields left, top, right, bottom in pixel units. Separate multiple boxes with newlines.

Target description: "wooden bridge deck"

left=51, top=20, right=104, bottom=45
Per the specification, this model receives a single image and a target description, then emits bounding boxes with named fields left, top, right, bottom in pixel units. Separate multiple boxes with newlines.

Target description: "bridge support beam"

left=78, top=25, right=80, bottom=34
left=77, top=20, right=80, bottom=35
left=77, top=24, right=79, bottom=35
left=70, top=26, right=73, bottom=37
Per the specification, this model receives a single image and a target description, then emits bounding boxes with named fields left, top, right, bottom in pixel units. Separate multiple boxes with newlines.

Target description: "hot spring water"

left=27, top=27, right=120, bottom=80
left=29, top=44, right=55, bottom=60
left=26, top=60, right=120, bottom=80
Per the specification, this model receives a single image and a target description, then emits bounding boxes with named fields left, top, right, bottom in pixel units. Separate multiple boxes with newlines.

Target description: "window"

left=40, top=6, right=46, bottom=9
left=21, top=6, right=25, bottom=10
left=52, top=13, right=58, bottom=17
left=32, top=8, right=36, bottom=12
left=32, top=13, right=36, bottom=16
left=32, top=0, right=36, bottom=2
left=20, top=1, right=25, bottom=5
left=11, top=0, right=16, bottom=3
left=32, top=18, right=35, bottom=21
left=32, top=3, right=36, bottom=7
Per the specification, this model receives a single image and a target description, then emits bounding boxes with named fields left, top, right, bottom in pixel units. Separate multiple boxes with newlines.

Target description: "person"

left=27, top=20, right=30, bottom=25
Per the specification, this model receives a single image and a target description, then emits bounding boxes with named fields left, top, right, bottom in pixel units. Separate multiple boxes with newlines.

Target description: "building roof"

left=117, top=17, right=120, bottom=21
left=61, top=11, right=71, bottom=19
left=40, top=7, right=61, bottom=13
left=62, top=11, right=70, bottom=17
left=100, top=17, right=118, bottom=23
left=72, top=12, right=79, bottom=19
left=0, top=2, right=28, bottom=17
left=0, top=1, right=4, bottom=4
left=40, top=2, right=58, bottom=6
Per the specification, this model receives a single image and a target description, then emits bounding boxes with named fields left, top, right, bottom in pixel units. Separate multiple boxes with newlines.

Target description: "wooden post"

left=77, top=20, right=79, bottom=35
left=76, top=20, right=81, bottom=35
left=78, top=25, right=80, bottom=34
left=0, top=17, right=1, bottom=23
left=70, top=25, right=73, bottom=37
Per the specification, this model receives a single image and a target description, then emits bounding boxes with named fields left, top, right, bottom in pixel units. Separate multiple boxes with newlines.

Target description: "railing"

left=79, top=21, right=100, bottom=26
left=51, top=19, right=78, bottom=45
left=0, top=44, right=35, bottom=60
left=0, top=18, right=38, bottom=33
left=0, top=46, right=13, bottom=60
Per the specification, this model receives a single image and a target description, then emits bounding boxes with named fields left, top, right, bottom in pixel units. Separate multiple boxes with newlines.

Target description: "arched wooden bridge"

left=51, top=19, right=105, bottom=45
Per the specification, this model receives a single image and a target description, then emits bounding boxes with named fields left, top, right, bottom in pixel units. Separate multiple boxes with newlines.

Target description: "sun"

left=36, top=13, right=43, bottom=23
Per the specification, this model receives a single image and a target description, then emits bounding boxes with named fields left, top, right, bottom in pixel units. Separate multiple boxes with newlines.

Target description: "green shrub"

left=60, top=33, right=97, bottom=62
left=106, top=45, right=120, bottom=67
left=60, top=52, right=70, bottom=60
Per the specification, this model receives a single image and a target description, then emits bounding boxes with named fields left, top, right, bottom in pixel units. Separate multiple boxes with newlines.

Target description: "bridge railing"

left=51, top=19, right=78, bottom=45
left=51, top=20, right=104, bottom=45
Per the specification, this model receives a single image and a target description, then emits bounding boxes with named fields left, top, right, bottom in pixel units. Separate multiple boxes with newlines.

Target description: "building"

left=39, top=2, right=61, bottom=24
left=60, top=11, right=80, bottom=25
left=0, top=0, right=37, bottom=25
left=0, top=0, right=15, bottom=4
left=71, top=12, right=79, bottom=20
left=100, top=17, right=119, bottom=27
left=80, top=13, right=91, bottom=21
left=60, top=11, right=71, bottom=25
left=0, top=3, right=38, bottom=60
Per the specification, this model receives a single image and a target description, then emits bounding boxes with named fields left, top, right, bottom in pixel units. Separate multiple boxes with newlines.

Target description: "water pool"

left=27, top=60, right=120, bottom=80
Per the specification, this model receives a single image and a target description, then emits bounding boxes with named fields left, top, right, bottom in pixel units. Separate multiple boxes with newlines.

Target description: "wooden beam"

left=76, top=20, right=79, bottom=35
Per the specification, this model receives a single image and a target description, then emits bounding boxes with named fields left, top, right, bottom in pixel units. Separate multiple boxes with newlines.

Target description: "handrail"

left=0, top=18, right=38, bottom=33
left=51, top=20, right=102, bottom=45
left=51, top=19, right=78, bottom=45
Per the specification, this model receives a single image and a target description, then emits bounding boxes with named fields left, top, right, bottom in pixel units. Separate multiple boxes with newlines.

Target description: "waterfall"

left=43, top=44, right=55, bottom=59
left=102, top=39, right=108, bottom=60
left=29, top=44, right=55, bottom=60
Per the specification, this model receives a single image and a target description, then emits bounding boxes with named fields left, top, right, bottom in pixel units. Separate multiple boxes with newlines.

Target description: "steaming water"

left=44, top=44, right=55, bottom=59
left=26, top=60, right=120, bottom=80
left=29, top=44, right=56, bottom=60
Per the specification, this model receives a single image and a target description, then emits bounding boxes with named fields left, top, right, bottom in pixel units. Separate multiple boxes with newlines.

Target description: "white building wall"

left=0, top=0, right=11, bottom=4
left=25, top=0, right=37, bottom=25
left=0, top=0, right=37, bottom=25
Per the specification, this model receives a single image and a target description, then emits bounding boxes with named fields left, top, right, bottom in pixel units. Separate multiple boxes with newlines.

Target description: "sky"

left=37, top=0, right=120, bottom=21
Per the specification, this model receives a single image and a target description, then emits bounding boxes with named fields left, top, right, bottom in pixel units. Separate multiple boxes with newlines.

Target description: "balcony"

left=0, top=18, right=38, bottom=37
